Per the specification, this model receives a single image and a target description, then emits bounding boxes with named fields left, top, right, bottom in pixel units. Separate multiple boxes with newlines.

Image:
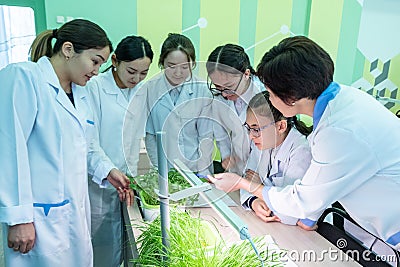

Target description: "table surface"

left=125, top=195, right=361, bottom=267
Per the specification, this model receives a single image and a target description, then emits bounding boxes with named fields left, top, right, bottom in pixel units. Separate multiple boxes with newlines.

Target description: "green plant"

left=131, top=209, right=284, bottom=267
left=130, top=168, right=199, bottom=206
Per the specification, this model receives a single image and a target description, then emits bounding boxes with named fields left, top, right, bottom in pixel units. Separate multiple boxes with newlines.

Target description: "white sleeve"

left=263, top=127, right=380, bottom=221
left=85, top=81, right=115, bottom=187
left=0, top=64, right=37, bottom=225
left=213, top=122, right=231, bottom=160
left=196, top=97, right=214, bottom=175
left=145, top=132, right=158, bottom=168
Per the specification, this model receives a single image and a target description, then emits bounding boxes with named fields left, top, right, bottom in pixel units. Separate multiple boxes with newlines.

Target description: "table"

left=123, top=198, right=361, bottom=267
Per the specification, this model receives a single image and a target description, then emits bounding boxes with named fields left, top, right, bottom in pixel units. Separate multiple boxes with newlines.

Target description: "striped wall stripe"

left=335, top=0, right=362, bottom=84
left=239, top=0, right=258, bottom=65
left=308, top=0, right=343, bottom=63
left=182, top=0, right=200, bottom=61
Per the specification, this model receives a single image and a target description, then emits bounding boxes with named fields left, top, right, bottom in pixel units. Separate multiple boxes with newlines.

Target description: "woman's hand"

left=107, top=168, right=130, bottom=189
left=208, top=172, right=243, bottom=192
left=116, top=187, right=135, bottom=207
left=221, top=156, right=233, bottom=170
left=107, top=168, right=134, bottom=205
left=251, top=198, right=281, bottom=223
left=8, top=223, right=35, bottom=254
left=245, top=169, right=261, bottom=183
left=209, top=172, right=264, bottom=199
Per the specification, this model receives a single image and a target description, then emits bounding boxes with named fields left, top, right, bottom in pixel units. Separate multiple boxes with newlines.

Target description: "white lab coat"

left=263, top=85, right=400, bottom=248
left=145, top=72, right=214, bottom=174
left=85, top=69, right=147, bottom=267
left=212, top=76, right=264, bottom=174
left=0, top=57, right=93, bottom=267
left=241, top=128, right=311, bottom=225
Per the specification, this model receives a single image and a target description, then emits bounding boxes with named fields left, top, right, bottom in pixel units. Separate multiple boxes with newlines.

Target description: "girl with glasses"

left=85, top=35, right=153, bottom=267
left=210, top=36, right=400, bottom=248
left=144, top=33, right=214, bottom=174
left=206, top=44, right=264, bottom=174
left=241, top=91, right=312, bottom=226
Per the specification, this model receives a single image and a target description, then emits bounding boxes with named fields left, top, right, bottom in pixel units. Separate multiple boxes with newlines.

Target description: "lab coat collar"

left=158, top=73, right=194, bottom=109
left=102, top=69, right=141, bottom=108
left=313, top=82, right=340, bottom=129
left=239, top=77, right=261, bottom=105
left=235, top=76, right=264, bottom=122
left=37, top=57, right=87, bottom=130
left=269, top=128, right=300, bottom=175
left=37, top=57, right=62, bottom=90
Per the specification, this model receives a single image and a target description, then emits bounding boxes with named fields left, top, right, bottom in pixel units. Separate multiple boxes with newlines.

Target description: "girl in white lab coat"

left=210, top=36, right=400, bottom=252
left=145, top=33, right=214, bottom=174
left=206, top=44, right=264, bottom=175
left=86, top=36, right=153, bottom=267
left=0, top=19, right=114, bottom=267
left=241, top=91, right=312, bottom=226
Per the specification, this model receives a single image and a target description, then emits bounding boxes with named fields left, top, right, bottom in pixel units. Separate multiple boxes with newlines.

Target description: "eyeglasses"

left=208, top=74, right=243, bottom=96
left=243, top=121, right=275, bottom=137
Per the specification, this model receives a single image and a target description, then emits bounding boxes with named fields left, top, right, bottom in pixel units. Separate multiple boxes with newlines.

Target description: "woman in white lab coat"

left=145, top=33, right=214, bottom=174
left=210, top=36, right=400, bottom=251
left=241, top=91, right=312, bottom=226
left=206, top=44, right=264, bottom=175
left=0, top=19, right=114, bottom=267
left=86, top=36, right=153, bottom=267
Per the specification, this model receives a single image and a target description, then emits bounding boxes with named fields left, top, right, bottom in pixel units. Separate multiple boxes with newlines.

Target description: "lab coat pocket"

left=84, top=119, right=96, bottom=141
left=30, top=203, right=71, bottom=257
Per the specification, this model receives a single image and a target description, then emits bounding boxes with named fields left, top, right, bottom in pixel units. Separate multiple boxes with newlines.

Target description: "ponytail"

left=30, top=19, right=113, bottom=63
left=30, top=30, right=54, bottom=62
left=288, top=116, right=312, bottom=136
left=248, top=91, right=312, bottom=137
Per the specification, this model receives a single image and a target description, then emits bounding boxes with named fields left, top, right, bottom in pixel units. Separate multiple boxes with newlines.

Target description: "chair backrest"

left=317, top=207, right=400, bottom=267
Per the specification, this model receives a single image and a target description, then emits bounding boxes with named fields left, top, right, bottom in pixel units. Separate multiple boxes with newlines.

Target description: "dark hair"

left=158, top=33, right=196, bottom=69
left=30, top=19, right=113, bottom=62
left=256, top=36, right=334, bottom=105
left=206, top=44, right=256, bottom=75
left=248, top=91, right=312, bottom=136
left=105, top=35, right=153, bottom=71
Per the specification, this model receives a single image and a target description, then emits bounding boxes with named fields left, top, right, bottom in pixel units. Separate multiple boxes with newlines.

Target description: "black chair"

left=317, top=207, right=399, bottom=267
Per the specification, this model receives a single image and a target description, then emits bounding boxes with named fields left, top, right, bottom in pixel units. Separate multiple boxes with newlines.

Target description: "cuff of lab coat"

left=299, top=218, right=317, bottom=227
left=262, top=185, right=274, bottom=213
left=277, top=214, right=300, bottom=225
left=0, top=205, right=34, bottom=226
left=216, top=140, right=231, bottom=161
left=240, top=189, right=253, bottom=210
left=92, top=162, right=115, bottom=188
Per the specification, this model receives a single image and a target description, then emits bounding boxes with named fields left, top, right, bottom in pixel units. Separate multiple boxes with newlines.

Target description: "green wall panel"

left=335, top=0, right=362, bottom=84
left=308, top=0, right=343, bottom=63
left=253, top=0, right=292, bottom=67
left=199, top=0, right=240, bottom=61
left=239, top=0, right=258, bottom=65
left=1, top=0, right=398, bottom=111
left=389, top=54, right=400, bottom=88
left=291, top=0, right=311, bottom=36
left=137, top=0, right=182, bottom=77
left=182, top=0, right=200, bottom=62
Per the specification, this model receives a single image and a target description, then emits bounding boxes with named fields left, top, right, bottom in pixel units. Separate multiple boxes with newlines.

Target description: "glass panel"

left=0, top=5, right=36, bottom=69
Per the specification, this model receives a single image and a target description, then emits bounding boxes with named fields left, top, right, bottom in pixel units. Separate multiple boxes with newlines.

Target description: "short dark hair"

left=256, top=36, right=334, bottom=105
